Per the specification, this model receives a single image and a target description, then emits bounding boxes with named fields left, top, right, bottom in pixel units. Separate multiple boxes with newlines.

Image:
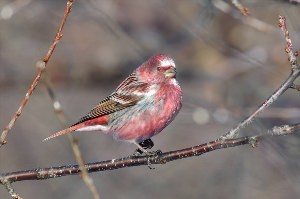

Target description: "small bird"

left=44, top=54, right=182, bottom=154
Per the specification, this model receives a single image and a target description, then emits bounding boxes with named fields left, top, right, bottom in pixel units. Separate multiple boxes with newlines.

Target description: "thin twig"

left=278, top=15, right=299, bottom=69
left=212, top=0, right=275, bottom=32
left=1, top=180, right=23, bottom=199
left=220, top=15, right=300, bottom=140
left=0, top=0, right=73, bottom=147
left=270, top=123, right=300, bottom=136
left=43, top=0, right=73, bottom=64
left=43, top=74, right=101, bottom=199
left=221, top=70, right=300, bottom=139
left=1, top=123, right=299, bottom=184
left=231, top=0, right=249, bottom=16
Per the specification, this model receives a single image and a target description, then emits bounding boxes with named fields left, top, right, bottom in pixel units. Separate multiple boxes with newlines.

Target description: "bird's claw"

left=132, top=149, right=162, bottom=157
left=130, top=149, right=163, bottom=169
left=132, top=149, right=144, bottom=156
left=145, top=150, right=162, bottom=169
left=131, top=139, right=163, bottom=169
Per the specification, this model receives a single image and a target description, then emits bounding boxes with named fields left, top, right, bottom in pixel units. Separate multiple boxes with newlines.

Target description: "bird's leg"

left=135, top=139, right=154, bottom=155
left=132, top=140, right=151, bottom=155
left=140, top=138, right=154, bottom=149
left=133, top=139, right=162, bottom=156
left=132, top=139, right=157, bottom=169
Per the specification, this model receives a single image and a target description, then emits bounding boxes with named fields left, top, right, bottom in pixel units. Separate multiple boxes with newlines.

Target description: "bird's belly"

left=108, top=96, right=180, bottom=142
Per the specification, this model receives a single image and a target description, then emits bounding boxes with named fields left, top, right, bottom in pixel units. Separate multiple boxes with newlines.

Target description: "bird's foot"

left=131, top=149, right=163, bottom=169
left=131, top=139, right=162, bottom=169
left=144, top=150, right=162, bottom=169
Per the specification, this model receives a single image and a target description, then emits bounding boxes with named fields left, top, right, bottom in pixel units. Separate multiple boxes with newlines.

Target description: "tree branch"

left=278, top=15, right=298, bottom=69
left=0, top=137, right=254, bottom=183
left=1, top=123, right=299, bottom=184
left=0, top=0, right=73, bottom=148
left=220, top=15, right=300, bottom=140
left=231, top=0, right=249, bottom=16
left=212, top=0, right=275, bottom=32
left=2, top=180, right=23, bottom=199
left=43, top=74, right=101, bottom=199
left=221, top=70, right=300, bottom=139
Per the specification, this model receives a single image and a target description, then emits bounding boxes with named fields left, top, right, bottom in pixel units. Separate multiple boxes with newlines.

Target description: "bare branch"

left=0, top=0, right=73, bottom=147
left=221, top=70, right=300, bottom=139
left=212, top=0, right=275, bottom=32
left=43, top=74, right=101, bottom=199
left=220, top=15, right=300, bottom=140
left=1, top=122, right=299, bottom=184
left=270, top=123, right=300, bottom=136
left=1, top=180, right=23, bottom=199
left=231, top=0, right=249, bottom=16
left=278, top=15, right=299, bottom=69
left=0, top=137, right=253, bottom=183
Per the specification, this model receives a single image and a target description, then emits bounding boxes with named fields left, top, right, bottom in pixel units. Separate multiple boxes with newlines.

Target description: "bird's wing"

left=72, top=82, right=149, bottom=126
left=115, top=71, right=139, bottom=91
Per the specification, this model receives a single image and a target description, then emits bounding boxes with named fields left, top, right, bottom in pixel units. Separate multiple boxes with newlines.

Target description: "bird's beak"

left=164, top=67, right=176, bottom=78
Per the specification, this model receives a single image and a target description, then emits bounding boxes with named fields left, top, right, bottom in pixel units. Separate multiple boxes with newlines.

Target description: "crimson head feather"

left=44, top=54, right=182, bottom=153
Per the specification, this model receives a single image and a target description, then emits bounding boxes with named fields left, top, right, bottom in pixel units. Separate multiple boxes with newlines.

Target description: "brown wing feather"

left=72, top=81, right=149, bottom=126
left=115, top=71, right=138, bottom=90
left=72, top=94, right=139, bottom=126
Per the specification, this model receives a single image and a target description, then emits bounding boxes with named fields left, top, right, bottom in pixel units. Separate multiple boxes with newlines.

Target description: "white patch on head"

left=160, top=58, right=175, bottom=68
left=76, top=125, right=108, bottom=132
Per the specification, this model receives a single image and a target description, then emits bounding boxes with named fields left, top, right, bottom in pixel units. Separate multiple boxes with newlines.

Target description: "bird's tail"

left=43, top=123, right=85, bottom=142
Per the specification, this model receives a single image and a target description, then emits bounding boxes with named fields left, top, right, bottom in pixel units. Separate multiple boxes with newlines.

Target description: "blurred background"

left=1, top=0, right=300, bottom=198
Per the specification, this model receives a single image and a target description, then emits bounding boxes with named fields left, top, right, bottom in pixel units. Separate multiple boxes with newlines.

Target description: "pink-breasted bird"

left=44, top=54, right=182, bottom=154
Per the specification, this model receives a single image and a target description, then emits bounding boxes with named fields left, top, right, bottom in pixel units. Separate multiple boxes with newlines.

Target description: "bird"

left=44, top=54, right=182, bottom=154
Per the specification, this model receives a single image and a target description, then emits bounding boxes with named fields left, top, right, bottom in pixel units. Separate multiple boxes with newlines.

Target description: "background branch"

left=43, top=74, right=101, bottom=199
left=231, top=0, right=249, bottom=16
left=212, top=0, right=275, bottom=32
left=0, top=0, right=73, bottom=147
left=221, top=70, right=300, bottom=139
left=2, top=181, right=23, bottom=199
left=278, top=15, right=298, bottom=69
left=220, top=15, right=300, bottom=140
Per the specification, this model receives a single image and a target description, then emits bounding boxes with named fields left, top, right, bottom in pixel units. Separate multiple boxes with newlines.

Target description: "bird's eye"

left=157, top=67, right=162, bottom=71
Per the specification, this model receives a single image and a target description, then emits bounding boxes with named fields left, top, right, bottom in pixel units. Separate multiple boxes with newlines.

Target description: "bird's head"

left=137, top=54, right=177, bottom=84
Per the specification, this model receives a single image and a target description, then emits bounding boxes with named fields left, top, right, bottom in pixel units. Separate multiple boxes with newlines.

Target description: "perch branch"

left=0, top=0, right=73, bottom=148
left=0, top=123, right=299, bottom=184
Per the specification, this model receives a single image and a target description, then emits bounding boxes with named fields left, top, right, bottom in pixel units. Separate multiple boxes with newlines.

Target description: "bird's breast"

left=108, top=82, right=182, bottom=142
